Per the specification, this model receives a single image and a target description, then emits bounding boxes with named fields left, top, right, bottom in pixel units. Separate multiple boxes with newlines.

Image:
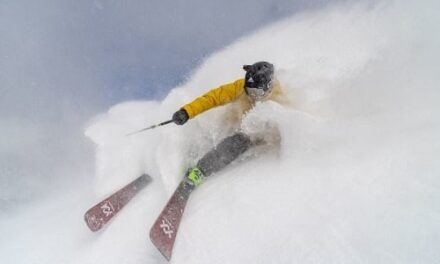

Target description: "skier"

left=172, top=61, right=285, bottom=187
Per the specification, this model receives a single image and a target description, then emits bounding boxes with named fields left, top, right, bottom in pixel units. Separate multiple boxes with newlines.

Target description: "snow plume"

left=84, top=1, right=440, bottom=263
left=3, top=1, right=440, bottom=263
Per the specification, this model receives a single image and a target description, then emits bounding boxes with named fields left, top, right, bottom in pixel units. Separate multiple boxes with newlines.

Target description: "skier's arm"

left=181, top=78, right=245, bottom=119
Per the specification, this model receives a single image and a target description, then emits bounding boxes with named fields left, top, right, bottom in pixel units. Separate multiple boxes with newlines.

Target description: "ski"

left=150, top=180, right=194, bottom=261
left=84, top=174, right=151, bottom=232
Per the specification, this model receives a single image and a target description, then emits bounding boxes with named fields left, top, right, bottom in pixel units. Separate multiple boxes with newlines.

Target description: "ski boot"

left=185, top=166, right=205, bottom=188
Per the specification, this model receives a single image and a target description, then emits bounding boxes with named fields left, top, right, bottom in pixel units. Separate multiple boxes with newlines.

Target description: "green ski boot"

left=185, top=166, right=205, bottom=188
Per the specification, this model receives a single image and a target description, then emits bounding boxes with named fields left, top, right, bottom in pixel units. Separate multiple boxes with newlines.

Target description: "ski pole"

left=126, top=120, right=173, bottom=136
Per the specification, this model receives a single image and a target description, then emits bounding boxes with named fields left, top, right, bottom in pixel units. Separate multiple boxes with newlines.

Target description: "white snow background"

left=2, top=1, right=440, bottom=263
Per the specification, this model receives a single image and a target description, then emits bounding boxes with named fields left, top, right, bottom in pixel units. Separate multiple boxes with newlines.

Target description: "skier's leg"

left=197, top=132, right=252, bottom=176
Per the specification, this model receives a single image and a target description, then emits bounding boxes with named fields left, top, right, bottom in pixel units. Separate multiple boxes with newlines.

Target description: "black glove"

left=172, top=109, right=189, bottom=125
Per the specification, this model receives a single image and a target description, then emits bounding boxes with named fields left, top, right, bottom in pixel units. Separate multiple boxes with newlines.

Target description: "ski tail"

left=84, top=174, right=151, bottom=232
left=149, top=181, right=193, bottom=260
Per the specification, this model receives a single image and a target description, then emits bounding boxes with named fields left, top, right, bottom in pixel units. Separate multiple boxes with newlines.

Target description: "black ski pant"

left=196, top=132, right=252, bottom=176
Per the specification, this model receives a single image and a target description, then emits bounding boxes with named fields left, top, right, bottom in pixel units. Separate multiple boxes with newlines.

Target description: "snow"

left=2, top=1, right=440, bottom=263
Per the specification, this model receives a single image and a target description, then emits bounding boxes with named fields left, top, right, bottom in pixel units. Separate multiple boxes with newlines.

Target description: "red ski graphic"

left=150, top=180, right=193, bottom=261
left=84, top=174, right=151, bottom=232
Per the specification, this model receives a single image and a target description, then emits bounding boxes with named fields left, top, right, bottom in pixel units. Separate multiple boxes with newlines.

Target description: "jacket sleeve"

left=181, top=79, right=245, bottom=119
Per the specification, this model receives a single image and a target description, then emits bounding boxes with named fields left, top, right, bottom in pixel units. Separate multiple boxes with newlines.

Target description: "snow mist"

left=3, top=1, right=440, bottom=263
left=86, top=1, right=440, bottom=263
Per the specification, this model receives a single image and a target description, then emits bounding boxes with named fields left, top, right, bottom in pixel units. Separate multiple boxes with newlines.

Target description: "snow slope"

left=2, top=1, right=440, bottom=263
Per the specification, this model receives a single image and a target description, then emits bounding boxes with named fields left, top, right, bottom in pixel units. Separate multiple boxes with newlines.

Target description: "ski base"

left=84, top=174, right=151, bottom=232
left=150, top=180, right=194, bottom=260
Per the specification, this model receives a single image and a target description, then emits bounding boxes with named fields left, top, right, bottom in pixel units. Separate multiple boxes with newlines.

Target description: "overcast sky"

left=0, top=0, right=355, bottom=209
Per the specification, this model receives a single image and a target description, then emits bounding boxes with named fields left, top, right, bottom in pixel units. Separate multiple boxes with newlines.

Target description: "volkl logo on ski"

left=100, top=201, right=114, bottom=217
left=159, top=217, right=174, bottom=239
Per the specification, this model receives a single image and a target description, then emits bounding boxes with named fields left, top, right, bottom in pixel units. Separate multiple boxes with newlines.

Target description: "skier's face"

left=246, top=83, right=273, bottom=101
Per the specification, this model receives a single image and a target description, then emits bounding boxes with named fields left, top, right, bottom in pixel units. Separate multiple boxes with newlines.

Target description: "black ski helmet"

left=243, top=61, right=274, bottom=101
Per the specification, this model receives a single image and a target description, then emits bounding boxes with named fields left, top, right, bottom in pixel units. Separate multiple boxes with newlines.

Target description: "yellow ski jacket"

left=181, top=78, right=284, bottom=120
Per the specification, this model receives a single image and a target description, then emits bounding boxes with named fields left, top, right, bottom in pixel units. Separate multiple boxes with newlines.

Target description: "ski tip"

left=137, top=174, right=152, bottom=189
left=149, top=227, right=172, bottom=261
left=140, top=173, right=152, bottom=183
left=84, top=211, right=101, bottom=232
